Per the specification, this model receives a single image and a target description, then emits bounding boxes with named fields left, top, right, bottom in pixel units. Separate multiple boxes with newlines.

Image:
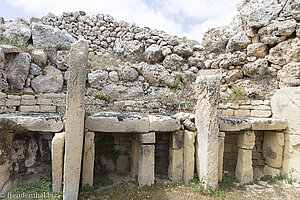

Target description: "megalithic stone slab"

left=52, top=132, right=65, bottom=193
left=235, top=149, right=253, bottom=185
left=138, top=145, right=155, bottom=186
left=194, top=70, right=221, bottom=189
left=183, top=130, right=195, bottom=183
left=63, top=39, right=88, bottom=200
left=0, top=131, right=13, bottom=192
left=218, top=132, right=225, bottom=182
left=131, top=135, right=141, bottom=177
left=271, top=87, right=300, bottom=181
left=82, top=132, right=95, bottom=187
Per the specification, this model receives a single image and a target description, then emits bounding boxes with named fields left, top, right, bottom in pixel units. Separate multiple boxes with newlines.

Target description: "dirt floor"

left=83, top=173, right=300, bottom=200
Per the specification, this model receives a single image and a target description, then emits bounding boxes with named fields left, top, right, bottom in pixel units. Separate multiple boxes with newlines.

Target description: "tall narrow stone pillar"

left=236, top=131, right=255, bottom=185
left=0, top=131, right=13, bottom=192
left=138, top=132, right=155, bottom=186
left=82, top=131, right=95, bottom=187
left=183, top=130, right=195, bottom=183
left=63, top=39, right=88, bottom=200
left=131, top=135, right=141, bottom=177
left=52, top=132, right=65, bottom=193
left=169, top=130, right=184, bottom=182
left=195, top=70, right=221, bottom=188
left=218, top=132, right=225, bottom=182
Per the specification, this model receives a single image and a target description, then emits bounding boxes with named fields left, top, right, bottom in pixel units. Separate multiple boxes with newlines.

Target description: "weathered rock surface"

left=195, top=70, right=221, bottom=189
left=149, top=114, right=180, bottom=132
left=0, top=131, right=13, bottom=191
left=85, top=112, right=150, bottom=133
left=277, top=62, right=300, bottom=88
left=63, top=39, right=88, bottom=200
left=31, top=66, right=63, bottom=93
left=32, top=49, right=48, bottom=66
left=268, top=38, right=300, bottom=65
left=31, top=23, right=76, bottom=48
left=139, top=63, right=171, bottom=86
left=88, top=68, right=108, bottom=89
left=183, top=130, right=195, bottom=183
left=144, top=44, right=162, bottom=63
left=0, top=44, right=21, bottom=54
left=263, top=131, right=284, bottom=168
left=226, top=32, right=251, bottom=52
left=246, top=43, right=268, bottom=58
left=271, top=87, right=300, bottom=181
left=173, top=43, right=193, bottom=57
left=163, top=54, right=184, bottom=71
left=114, top=39, right=144, bottom=61
left=6, top=53, right=31, bottom=90
left=52, top=132, right=65, bottom=193
left=0, top=113, right=63, bottom=132
left=238, top=131, right=255, bottom=150
left=2, top=18, right=31, bottom=42
left=82, top=131, right=95, bottom=187
left=138, top=145, right=155, bottom=186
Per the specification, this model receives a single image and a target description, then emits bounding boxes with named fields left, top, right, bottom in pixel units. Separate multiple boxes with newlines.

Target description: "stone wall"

left=224, top=131, right=266, bottom=179
left=219, top=100, right=271, bottom=118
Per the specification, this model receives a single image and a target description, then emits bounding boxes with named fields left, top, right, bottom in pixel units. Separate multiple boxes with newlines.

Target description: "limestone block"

left=0, top=131, right=13, bottom=191
left=234, top=109, right=250, bottom=117
left=183, top=130, right=195, bottom=183
left=219, top=117, right=251, bottom=132
left=138, top=145, right=155, bottom=186
left=0, top=113, right=63, bottom=132
left=235, top=149, right=253, bottom=185
left=263, top=132, right=284, bottom=168
left=85, top=112, right=150, bottom=133
left=174, top=112, right=190, bottom=122
left=250, top=110, right=272, bottom=118
left=282, top=134, right=300, bottom=181
left=272, top=87, right=300, bottom=181
left=63, top=39, right=88, bottom=200
left=82, top=132, right=95, bottom=187
left=263, top=165, right=281, bottom=177
left=218, top=133, right=225, bottom=182
left=169, top=148, right=183, bottom=182
left=247, top=43, right=268, bottom=58
left=131, top=136, right=141, bottom=177
left=195, top=69, right=221, bottom=189
left=19, top=105, right=40, bottom=112
left=271, top=87, right=300, bottom=135
left=183, top=119, right=196, bottom=131
left=52, top=132, right=65, bottom=193
left=250, top=118, right=287, bottom=131
left=149, top=114, right=181, bottom=132
left=238, top=131, right=255, bottom=150
left=170, top=130, right=184, bottom=149
left=139, top=132, right=155, bottom=144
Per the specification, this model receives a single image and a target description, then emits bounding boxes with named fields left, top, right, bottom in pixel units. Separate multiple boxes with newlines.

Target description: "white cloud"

left=5, top=0, right=239, bottom=42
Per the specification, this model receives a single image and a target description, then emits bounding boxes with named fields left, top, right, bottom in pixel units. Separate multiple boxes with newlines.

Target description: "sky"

left=0, top=0, right=239, bottom=42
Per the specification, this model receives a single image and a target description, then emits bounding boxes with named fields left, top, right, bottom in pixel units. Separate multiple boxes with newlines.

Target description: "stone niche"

left=93, top=131, right=171, bottom=185
left=223, top=131, right=266, bottom=180
left=0, top=131, right=54, bottom=194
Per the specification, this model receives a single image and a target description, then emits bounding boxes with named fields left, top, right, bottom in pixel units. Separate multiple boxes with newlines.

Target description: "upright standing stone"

left=52, top=132, right=65, bottom=193
left=271, top=87, right=300, bottom=181
left=218, top=132, right=225, bottom=182
left=63, top=39, right=88, bottom=200
left=82, top=131, right=95, bottom=187
left=0, top=131, right=13, bottom=192
left=236, top=131, right=255, bottom=185
left=138, top=144, right=155, bottom=186
left=169, top=131, right=184, bottom=182
left=195, top=70, right=221, bottom=188
left=131, top=135, right=141, bottom=177
left=183, top=130, right=195, bottom=183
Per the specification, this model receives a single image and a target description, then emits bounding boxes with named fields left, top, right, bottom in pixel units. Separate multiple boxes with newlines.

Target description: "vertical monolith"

left=82, top=131, right=95, bottom=187
left=195, top=70, right=221, bottom=189
left=63, top=39, right=88, bottom=200
left=52, top=132, right=65, bottom=193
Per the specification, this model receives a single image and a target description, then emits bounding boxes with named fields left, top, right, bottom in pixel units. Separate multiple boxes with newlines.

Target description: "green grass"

left=4, top=174, right=62, bottom=200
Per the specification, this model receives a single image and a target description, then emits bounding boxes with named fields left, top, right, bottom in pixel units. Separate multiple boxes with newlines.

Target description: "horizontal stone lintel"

left=85, top=112, right=181, bottom=133
left=0, top=113, right=63, bottom=132
left=219, top=116, right=287, bottom=132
